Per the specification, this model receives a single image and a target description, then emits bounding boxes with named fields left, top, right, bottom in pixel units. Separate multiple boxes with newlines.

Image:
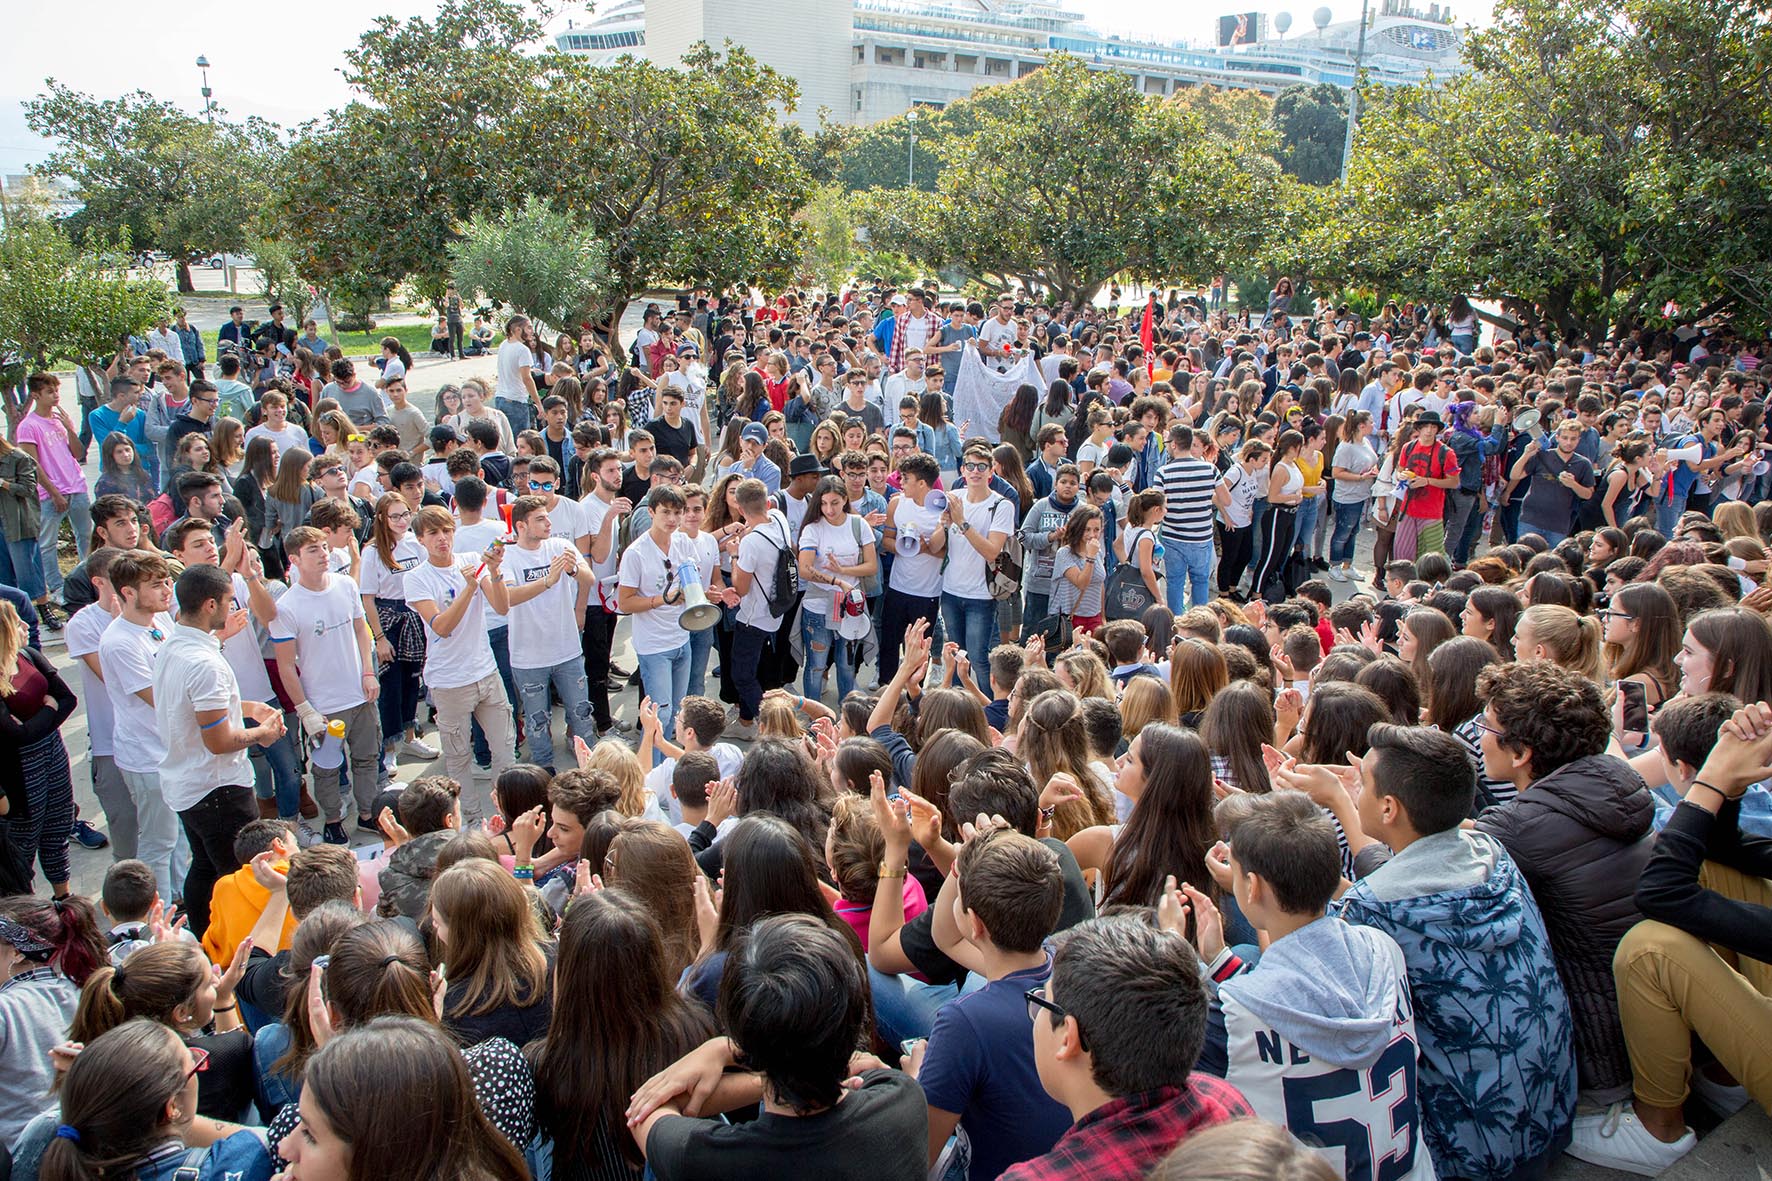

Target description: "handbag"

left=1104, top=529, right=1158, bottom=621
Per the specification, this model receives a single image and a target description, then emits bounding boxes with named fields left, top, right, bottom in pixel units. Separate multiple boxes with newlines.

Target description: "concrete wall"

left=645, top=0, right=856, bottom=131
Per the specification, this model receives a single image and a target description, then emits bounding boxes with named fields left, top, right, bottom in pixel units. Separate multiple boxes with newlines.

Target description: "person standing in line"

left=501, top=494, right=599, bottom=770
left=62, top=547, right=139, bottom=859
left=578, top=448, right=635, bottom=738
left=17, top=373, right=91, bottom=622
left=879, top=453, right=948, bottom=684
left=358, top=493, right=436, bottom=779
left=270, top=526, right=383, bottom=846
left=403, top=506, right=515, bottom=787
left=724, top=478, right=793, bottom=740
left=152, top=562, right=288, bottom=937
left=1157, top=425, right=1219, bottom=614
left=941, top=445, right=1017, bottom=672
left=619, top=485, right=704, bottom=753
left=98, top=551, right=185, bottom=904
left=496, top=315, right=541, bottom=433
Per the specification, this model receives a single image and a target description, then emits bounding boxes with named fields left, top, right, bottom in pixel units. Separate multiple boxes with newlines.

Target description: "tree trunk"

left=176, top=260, right=196, bottom=294
left=606, top=296, right=630, bottom=360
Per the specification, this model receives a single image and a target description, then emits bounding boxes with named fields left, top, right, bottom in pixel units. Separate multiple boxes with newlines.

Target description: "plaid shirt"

left=998, top=1078, right=1253, bottom=1181
left=890, top=311, right=946, bottom=374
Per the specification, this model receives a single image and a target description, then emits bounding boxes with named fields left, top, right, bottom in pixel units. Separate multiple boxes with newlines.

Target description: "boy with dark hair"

left=1193, top=792, right=1436, bottom=1180
left=1323, top=723, right=1578, bottom=1181
left=911, top=829, right=1072, bottom=1180
left=233, top=841, right=364, bottom=1026
left=376, top=775, right=464, bottom=920
left=1097, top=620, right=1159, bottom=687
left=1006, top=915, right=1251, bottom=1181
left=201, top=818, right=298, bottom=968
left=99, top=858, right=198, bottom=966
left=632, top=915, right=928, bottom=1180
left=1382, top=560, right=1417, bottom=600
left=669, top=751, right=737, bottom=843
left=642, top=694, right=744, bottom=823
left=1646, top=691, right=1738, bottom=826
left=984, top=644, right=1026, bottom=730
left=465, top=417, right=512, bottom=488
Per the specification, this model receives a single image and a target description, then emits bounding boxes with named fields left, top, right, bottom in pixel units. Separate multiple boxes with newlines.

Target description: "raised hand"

left=707, top=777, right=738, bottom=828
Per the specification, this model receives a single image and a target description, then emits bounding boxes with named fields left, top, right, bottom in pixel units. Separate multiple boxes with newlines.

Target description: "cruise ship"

left=553, top=0, right=1466, bottom=128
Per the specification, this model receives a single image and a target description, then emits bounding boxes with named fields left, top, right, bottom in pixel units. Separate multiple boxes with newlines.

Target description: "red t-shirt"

left=1399, top=439, right=1459, bottom=519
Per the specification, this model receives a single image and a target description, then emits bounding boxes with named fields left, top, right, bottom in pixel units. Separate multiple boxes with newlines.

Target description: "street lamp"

left=196, top=55, right=214, bottom=123
left=1339, top=0, right=1369, bottom=181
left=906, top=107, right=918, bottom=188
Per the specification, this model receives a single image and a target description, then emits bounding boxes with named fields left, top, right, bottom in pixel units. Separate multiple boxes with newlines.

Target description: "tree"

left=510, top=45, right=813, bottom=351
left=855, top=56, right=1277, bottom=304
left=1311, top=0, right=1772, bottom=338
left=274, top=0, right=545, bottom=306
left=1272, top=83, right=1348, bottom=185
left=0, top=214, right=169, bottom=403
left=795, top=185, right=858, bottom=290
left=249, top=237, right=320, bottom=327
left=25, top=82, right=280, bottom=293
left=449, top=199, right=610, bottom=333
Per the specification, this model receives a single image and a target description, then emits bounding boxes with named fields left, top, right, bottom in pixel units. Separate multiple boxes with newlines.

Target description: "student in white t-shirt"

left=501, top=494, right=598, bottom=771
left=796, top=477, right=877, bottom=704
left=98, top=552, right=183, bottom=902
left=358, top=492, right=434, bottom=773
left=725, top=479, right=793, bottom=739
left=940, top=446, right=1017, bottom=673
left=271, top=526, right=382, bottom=844
left=404, top=506, right=514, bottom=786
left=62, top=548, right=139, bottom=859
left=879, top=453, right=948, bottom=685
left=638, top=694, right=745, bottom=824
left=678, top=485, right=723, bottom=699
left=618, top=485, right=703, bottom=755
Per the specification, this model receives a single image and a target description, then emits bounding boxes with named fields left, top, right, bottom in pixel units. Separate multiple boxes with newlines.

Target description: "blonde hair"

left=1150, top=1120, right=1338, bottom=1181
left=584, top=739, right=651, bottom=818
left=1518, top=604, right=1604, bottom=683
left=758, top=696, right=803, bottom=741
left=1713, top=499, right=1757, bottom=541
left=428, top=859, right=549, bottom=1018
left=826, top=795, right=885, bottom=905
left=1054, top=650, right=1112, bottom=702
left=1119, top=675, right=1176, bottom=739
left=0, top=601, right=24, bottom=675
left=1018, top=689, right=1117, bottom=840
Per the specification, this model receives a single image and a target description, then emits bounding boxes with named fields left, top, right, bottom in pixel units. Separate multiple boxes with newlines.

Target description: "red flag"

left=1140, top=297, right=1155, bottom=376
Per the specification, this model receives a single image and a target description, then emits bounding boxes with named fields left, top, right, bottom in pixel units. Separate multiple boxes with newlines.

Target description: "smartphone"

left=1619, top=679, right=1649, bottom=736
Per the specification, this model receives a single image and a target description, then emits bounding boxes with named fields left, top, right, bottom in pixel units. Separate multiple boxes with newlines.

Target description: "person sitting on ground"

left=375, top=776, right=465, bottom=921
left=199, top=819, right=298, bottom=970
left=1002, top=914, right=1254, bottom=1181
left=99, top=858, right=198, bottom=967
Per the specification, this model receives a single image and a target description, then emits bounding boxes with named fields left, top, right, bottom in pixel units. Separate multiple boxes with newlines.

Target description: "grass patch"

left=328, top=322, right=439, bottom=358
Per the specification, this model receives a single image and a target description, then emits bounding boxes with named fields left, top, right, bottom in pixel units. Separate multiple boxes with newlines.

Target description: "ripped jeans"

left=513, top=656, right=597, bottom=771
left=801, top=608, right=856, bottom=703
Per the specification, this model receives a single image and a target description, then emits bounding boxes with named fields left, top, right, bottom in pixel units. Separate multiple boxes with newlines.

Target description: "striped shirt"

left=1158, top=456, right=1219, bottom=544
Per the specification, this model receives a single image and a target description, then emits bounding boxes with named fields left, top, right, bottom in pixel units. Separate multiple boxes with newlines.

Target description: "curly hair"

left=1477, top=660, right=1610, bottom=779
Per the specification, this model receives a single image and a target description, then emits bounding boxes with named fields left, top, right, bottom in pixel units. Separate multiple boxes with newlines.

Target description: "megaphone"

left=1665, top=443, right=1704, bottom=465
left=1511, top=408, right=1541, bottom=435
left=679, top=580, right=721, bottom=631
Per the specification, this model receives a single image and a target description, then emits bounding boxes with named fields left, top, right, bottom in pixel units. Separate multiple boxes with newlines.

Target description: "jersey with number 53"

left=1198, top=917, right=1437, bottom=1181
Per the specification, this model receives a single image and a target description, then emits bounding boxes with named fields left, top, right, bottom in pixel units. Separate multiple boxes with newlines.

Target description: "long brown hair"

left=1102, top=725, right=1217, bottom=913
left=69, top=942, right=206, bottom=1044
left=39, top=1020, right=192, bottom=1181
left=528, top=889, right=714, bottom=1173
left=1169, top=637, right=1229, bottom=718
left=1605, top=581, right=1680, bottom=691
left=268, top=444, right=312, bottom=504
left=605, top=821, right=700, bottom=983
left=1199, top=680, right=1274, bottom=794
left=1018, top=689, right=1116, bottom=840
left=429, top=859, right=550, bottom=1019
left=303, top=1016, right=530, bottom=1181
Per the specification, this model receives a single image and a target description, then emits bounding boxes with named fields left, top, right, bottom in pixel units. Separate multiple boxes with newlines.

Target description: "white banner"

left=951, top=345, right=1044, bottom=444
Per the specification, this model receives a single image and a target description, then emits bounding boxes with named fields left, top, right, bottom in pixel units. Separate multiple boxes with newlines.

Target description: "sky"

left=0, top=0, right=1494, bottom=174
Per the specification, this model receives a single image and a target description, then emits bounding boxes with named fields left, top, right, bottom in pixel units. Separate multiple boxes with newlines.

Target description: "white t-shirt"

left=64, top=604, right=116, bottom=757
left=153, top=623, right=252, bottom=809
left=645, top=742, right=745, bottom=821
left=404, top=560, right=497, bottom=690
left=579, top=492, right=624, bottom=582
left=381, top=356, right=407, bottom=384
left=223, top=574, right=275, bottom=702
left=618, top=529, right=701, bottom=655
left=99, top=613, right=173, bottom=775
left=357, top=535, right=426, bottom=599
left=245, top=422, right=310, bottom=455
left=888, top=495, right=944, bottom=598
left=453, top=518, right=510, bottom=626
left=941, top=492, right=1015, bottom=599
left=798, top=516, right=865, bottom=617
left=682, top=530, right=719, bottom=593
left=538, top=495, right=589, bottom=548
left=496, top=339, right=534, bottom=403
left=735, top=511, right=793, bottom=632
left=781, top=491, right=810, bottom=535
left=270, top=575, right=368, bottom=714
left=978, top=316, right=1018, bottom=368
left=502, top=538, right=585, bottom=669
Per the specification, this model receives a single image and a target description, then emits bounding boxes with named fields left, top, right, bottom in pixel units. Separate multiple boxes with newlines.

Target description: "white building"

left=554, top=0, right=1467, bottom=127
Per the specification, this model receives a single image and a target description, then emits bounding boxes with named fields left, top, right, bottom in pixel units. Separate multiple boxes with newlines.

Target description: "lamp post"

left=196, top=55, right=214, bottom=123
left=1339, top=0, right=1369, bottom=181
left=906, top=107, right=919, bottom=188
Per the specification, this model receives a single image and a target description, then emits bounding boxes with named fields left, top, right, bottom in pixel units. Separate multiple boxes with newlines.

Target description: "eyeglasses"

left=185, top=1046, right=211, bottom=1081
left=1598, top=609, right=1635, bottom=622
left=1472, top=717, right=1507, bottom=740
left=1024, top=988, right=1086, bottom=1047
left=388, top=511, right=413, bottom=522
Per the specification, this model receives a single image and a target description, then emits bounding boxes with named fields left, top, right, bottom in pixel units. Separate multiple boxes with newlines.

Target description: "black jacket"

left=0, top=648, right=78, bottom=822
left=1637, top=797, right=1772, bottom=963
left=1476, top=753, right=1653, bottom=1096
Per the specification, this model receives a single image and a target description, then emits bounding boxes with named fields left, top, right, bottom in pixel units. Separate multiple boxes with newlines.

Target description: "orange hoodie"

left=201, top=862, right=297, bottom=964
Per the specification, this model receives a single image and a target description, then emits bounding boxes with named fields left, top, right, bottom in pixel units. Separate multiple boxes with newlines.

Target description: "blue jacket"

left=1335, top=830, right=1576, bottom=1181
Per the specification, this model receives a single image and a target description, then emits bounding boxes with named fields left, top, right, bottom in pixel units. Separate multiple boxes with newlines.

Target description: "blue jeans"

left=1657, top=490, right=1688, bottom=538
left=867, top=962, right=959, bottom=1046
left=1522, top=521, right=1567, bottom=548
left=1164, top=538, right=1215, bottom=612
left=636, top=642, right=692, bottom=762
left=36, top=491, right=92, bottom=599
left=494, top=397, right=532, bottom=433
left=801, top=609, right=856, bottom=703
left=248, top=704, right=302, bottom=818
left=940, top=592, right=997, bottom=675
left=513, top=654, right=596, bottom=770
left=1329, top=498, right=1365, bottom=563
left=1294, top=495, right=1321, bottom=558
left=0, top=535, right=46, bottom=600
left=471, top=626, right=516, bottom=766
left=686, top=623, right=714, bottom=700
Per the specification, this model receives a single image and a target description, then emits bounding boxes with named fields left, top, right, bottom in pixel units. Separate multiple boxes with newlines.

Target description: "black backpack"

left=754, top=513, right=801, bottom=617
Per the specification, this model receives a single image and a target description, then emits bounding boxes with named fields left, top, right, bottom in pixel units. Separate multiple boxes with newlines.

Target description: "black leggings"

left=1218, top=523, right=1256, bottom=593
left=1252, top=506, right=1298, bottom=601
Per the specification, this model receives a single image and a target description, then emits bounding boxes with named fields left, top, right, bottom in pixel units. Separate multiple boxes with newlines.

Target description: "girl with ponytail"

left=0, top=895, right=105, bottom=1145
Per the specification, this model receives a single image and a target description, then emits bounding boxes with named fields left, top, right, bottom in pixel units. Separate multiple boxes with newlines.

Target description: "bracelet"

left=212, top=1003, right=237, bottom=1013
left=511, top=865, right=534, bottom=881
left=1039, top=804, right=1058, bottom=823
left=1690, top=780, right=1729, bottom=800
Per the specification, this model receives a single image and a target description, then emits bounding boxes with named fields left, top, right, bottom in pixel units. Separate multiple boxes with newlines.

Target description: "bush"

left=335, top=313, right=378, bottom=333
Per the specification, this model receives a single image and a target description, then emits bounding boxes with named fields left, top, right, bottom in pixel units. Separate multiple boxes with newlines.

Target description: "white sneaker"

left=1566, top=1103, right=1695, bottom=1177
left=283, top=819, right=322, bottom=849
left=1328, top=564, right=1347, bottom=582
left=725, top=718, right=758, bottom=741
left=1691, top=1068, right=1751, bottom=1118
left=397, top=737, right=439, bottom=760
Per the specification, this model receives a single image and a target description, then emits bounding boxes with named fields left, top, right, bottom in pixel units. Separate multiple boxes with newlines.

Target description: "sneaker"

left=71, top=818, right=109, bottom=850
left=1566, top=1103, right=1694, bottom=1177
left=1691, top=1067, right=1751, bottom=1118
left=322, top=821, right=350, bottom=846
left=283, top=819, right=322, bottom=849
left=37, top=602, right=64, bottom=632
left=1327, top=564, right=1347, bottom=583
left=1310, top=556, right=1329, bottom=571
left=397, top=737, right=439, bottom=761
left=725, top=718, right=758, bottom=741
left=597, top=719, right=636, bottom=738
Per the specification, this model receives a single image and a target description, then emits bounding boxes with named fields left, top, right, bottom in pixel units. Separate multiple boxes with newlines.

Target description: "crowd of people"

left=1, top=282, right=1772, bottom=1181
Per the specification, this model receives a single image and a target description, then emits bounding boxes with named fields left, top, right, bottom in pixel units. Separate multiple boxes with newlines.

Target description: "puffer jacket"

left=1474, top=753, right=1653, bottom=1098
left=376, top=829, right=455, bottom=920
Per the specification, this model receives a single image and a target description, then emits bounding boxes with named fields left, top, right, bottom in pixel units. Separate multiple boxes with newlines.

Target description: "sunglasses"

left=185, top=1046, right=211, bottom=1081
left=962, top=461, right=991, bottom=473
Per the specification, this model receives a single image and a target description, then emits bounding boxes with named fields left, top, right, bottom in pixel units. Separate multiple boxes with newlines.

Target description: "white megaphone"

left=1665, top=443, right=1704, bottom=465
left=677, top=562, right=720, bottom=631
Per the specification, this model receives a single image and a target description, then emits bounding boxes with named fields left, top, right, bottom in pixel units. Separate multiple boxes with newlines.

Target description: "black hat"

left=787, top=456, right=829, bottom=479
left=1414, top=411, right=1444, bottom=429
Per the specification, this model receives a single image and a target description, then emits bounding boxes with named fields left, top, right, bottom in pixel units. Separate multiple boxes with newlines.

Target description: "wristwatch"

left=958, top=521, right=972, bottom=534
left=877, top=861, right=906, bottom=880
